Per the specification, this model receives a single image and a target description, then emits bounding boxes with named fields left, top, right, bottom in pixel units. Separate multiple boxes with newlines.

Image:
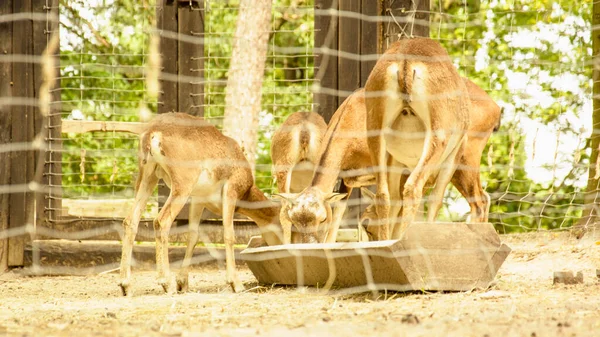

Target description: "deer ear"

left=325, top=193, right=347, bottom=204
left=360, top=187, right=376, bottom=202
left=272, top=193, right=298, bottom=204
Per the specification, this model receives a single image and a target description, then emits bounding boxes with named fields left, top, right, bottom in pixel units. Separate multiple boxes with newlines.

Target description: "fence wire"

left=0, top=0, right=597, bottom=298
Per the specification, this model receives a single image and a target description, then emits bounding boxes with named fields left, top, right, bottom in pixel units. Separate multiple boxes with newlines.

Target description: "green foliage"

left=431, top=0, right=591, bottom=231
left=203, top=0, right=315, bottom=193
left=59, top=0, right=314, bottom=198
left=59, top=0, right=154, bottom=198
left=58, top=0, right=592, bottom=232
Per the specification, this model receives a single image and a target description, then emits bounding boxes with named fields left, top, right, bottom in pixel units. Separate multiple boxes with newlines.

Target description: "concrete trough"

left=240, top=222, right=511, bottom=292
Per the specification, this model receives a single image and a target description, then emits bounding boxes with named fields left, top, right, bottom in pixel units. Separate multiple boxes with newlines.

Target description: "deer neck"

left=310, top=139, right=348, bottom=194
left=236, top=185, right=283, bottom=245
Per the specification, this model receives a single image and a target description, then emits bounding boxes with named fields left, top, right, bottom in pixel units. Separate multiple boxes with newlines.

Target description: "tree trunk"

left=580, top=0, right=600, bottom=239
left=222, top=0, right=272, bottom=173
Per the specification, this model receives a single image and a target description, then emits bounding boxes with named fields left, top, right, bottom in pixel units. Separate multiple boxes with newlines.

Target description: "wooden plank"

left=360, top=0, right=378, bottom=87
left=314, top=0, right=339, bottom=123
left=38, top=218, right=260, bottom=244
left=337, top=0, right=361, bottom=100
left=23, top=240, right=247, bottom=274
left=0, top=0, right=13, bottom=272
left=158, top=0, right=178, bottom=114
left=9, top=0, right=34, bottom=267
left=61, top=120, right=147, bottom=134
left=177, top=1, right=204, bottom=116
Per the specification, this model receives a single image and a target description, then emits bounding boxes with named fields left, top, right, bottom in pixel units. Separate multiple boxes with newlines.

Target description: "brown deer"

left=359, top=76, right=501, bottom=237
left=273, top=89, right=374, bottom=243
left=365, top=37, right=472, bottom=241
left=271, top=111, right=327, bottom=194
left=119, top=113, right=284, bottom=296
left=276, top=76, right=501, bottom=243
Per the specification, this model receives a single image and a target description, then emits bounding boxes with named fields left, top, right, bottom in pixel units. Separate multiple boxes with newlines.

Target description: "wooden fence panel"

left=177, top=2, right=204, bottom=117
left=314, top=0, right=339, bottom=123
left=0, top=0, right=13, bottom=271
left=9, top=0, right=35, bottom=266
left=158, top=1, right=179, bottom=114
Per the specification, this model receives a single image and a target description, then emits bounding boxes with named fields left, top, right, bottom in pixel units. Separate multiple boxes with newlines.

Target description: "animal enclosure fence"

left=0, top=0, right=597, bottom=271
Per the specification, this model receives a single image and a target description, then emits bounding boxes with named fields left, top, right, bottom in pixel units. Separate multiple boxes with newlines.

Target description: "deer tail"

left=397, top=61, right=414, bottom=106
left=493, top=107, right=503, bottom=132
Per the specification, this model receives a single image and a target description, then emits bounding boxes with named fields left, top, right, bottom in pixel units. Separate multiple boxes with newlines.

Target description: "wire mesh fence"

left=51, top=0, right=317, bottom=223
left=0, top=0, right=598, bottom=302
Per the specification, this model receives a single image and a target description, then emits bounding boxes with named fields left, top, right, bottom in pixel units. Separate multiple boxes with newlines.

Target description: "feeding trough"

left=240, top=222, right=511, bottom=292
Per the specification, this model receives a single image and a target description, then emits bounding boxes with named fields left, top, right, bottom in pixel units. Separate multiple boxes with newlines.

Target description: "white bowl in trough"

left=240, top=222, right=511, bottom=292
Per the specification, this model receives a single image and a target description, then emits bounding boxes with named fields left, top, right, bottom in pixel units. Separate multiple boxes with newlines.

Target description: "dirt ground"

left=1, top=232, right=599, bottom=337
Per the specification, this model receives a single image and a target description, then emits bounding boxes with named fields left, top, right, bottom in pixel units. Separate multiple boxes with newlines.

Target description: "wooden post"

left=314, top=0, right=339, bottom=123
left=360, top=1, right=378, bottom=87
left=158, top=1, right=178, bottom=114
left=9, top=0, right=35, bottom=267
left=0, top=0, right=60, bottom=268
left=177, top=1, right=204, bottom=117
left=337, top=1, right=360, bottom=103
left=0, top=0, right=13, bottom=271
left=157, top=0, right=205, bottom=221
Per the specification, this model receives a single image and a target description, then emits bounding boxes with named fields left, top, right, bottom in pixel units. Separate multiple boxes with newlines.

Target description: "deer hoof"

left=159, top=276, right=177, bottom=295
left=118, top=280, right=132, bottom=297
left=176, top=274, right=189, bottom=293
left=229, top=280, right=245, bottom=293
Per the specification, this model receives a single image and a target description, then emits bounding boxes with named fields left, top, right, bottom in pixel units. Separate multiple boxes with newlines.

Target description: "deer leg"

left=427, top=137, right=466, bottom=222
left=275, top=169, right=290, bottom=194
left=222, top=182, right=245, bottom=293
left=176, top=198, right=204, bottom=292
left=386, top=161, right=404, bottom=240
left=391, top=171, right=410, bottom=239
left=154, top=188, right=190, bottom=294
left=325, top=186, right=352, bottom=243
left=396, top=132, right=450, bottom=238
left=366, top=131, right=391, bottom=241
left=119, top=162, right=158, bottom=297
left=452, top=154, right=489, bottom=223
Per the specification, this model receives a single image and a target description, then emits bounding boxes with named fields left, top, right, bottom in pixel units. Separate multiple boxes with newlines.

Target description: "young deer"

left=276, top=78, right=501, bottom=243
left=271, top=111, right=327, bottom=194
left=119, top=113, right=283, bottom=296
left=365, top=37, right=471, bottom=241
left=274, top=89, right=374, bottom=243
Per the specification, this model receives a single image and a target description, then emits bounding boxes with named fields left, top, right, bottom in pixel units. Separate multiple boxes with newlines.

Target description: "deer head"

left=273, top=187, right=346, bottom=243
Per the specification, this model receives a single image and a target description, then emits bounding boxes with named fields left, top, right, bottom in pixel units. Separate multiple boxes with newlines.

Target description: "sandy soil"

left=1, top=232, right=599, bottom=337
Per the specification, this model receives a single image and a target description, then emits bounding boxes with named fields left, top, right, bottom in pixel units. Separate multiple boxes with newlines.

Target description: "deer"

left=271, top=111, right=327, bottom=194
left=118, top=112, right=284, bottom=296
left=359, top=77, right=502, bottom=239
left=365, top=37, right=473, bottom=241
left=273, top=89, right=375, bottom=243
left=275, top=75, right=501, bottom=243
